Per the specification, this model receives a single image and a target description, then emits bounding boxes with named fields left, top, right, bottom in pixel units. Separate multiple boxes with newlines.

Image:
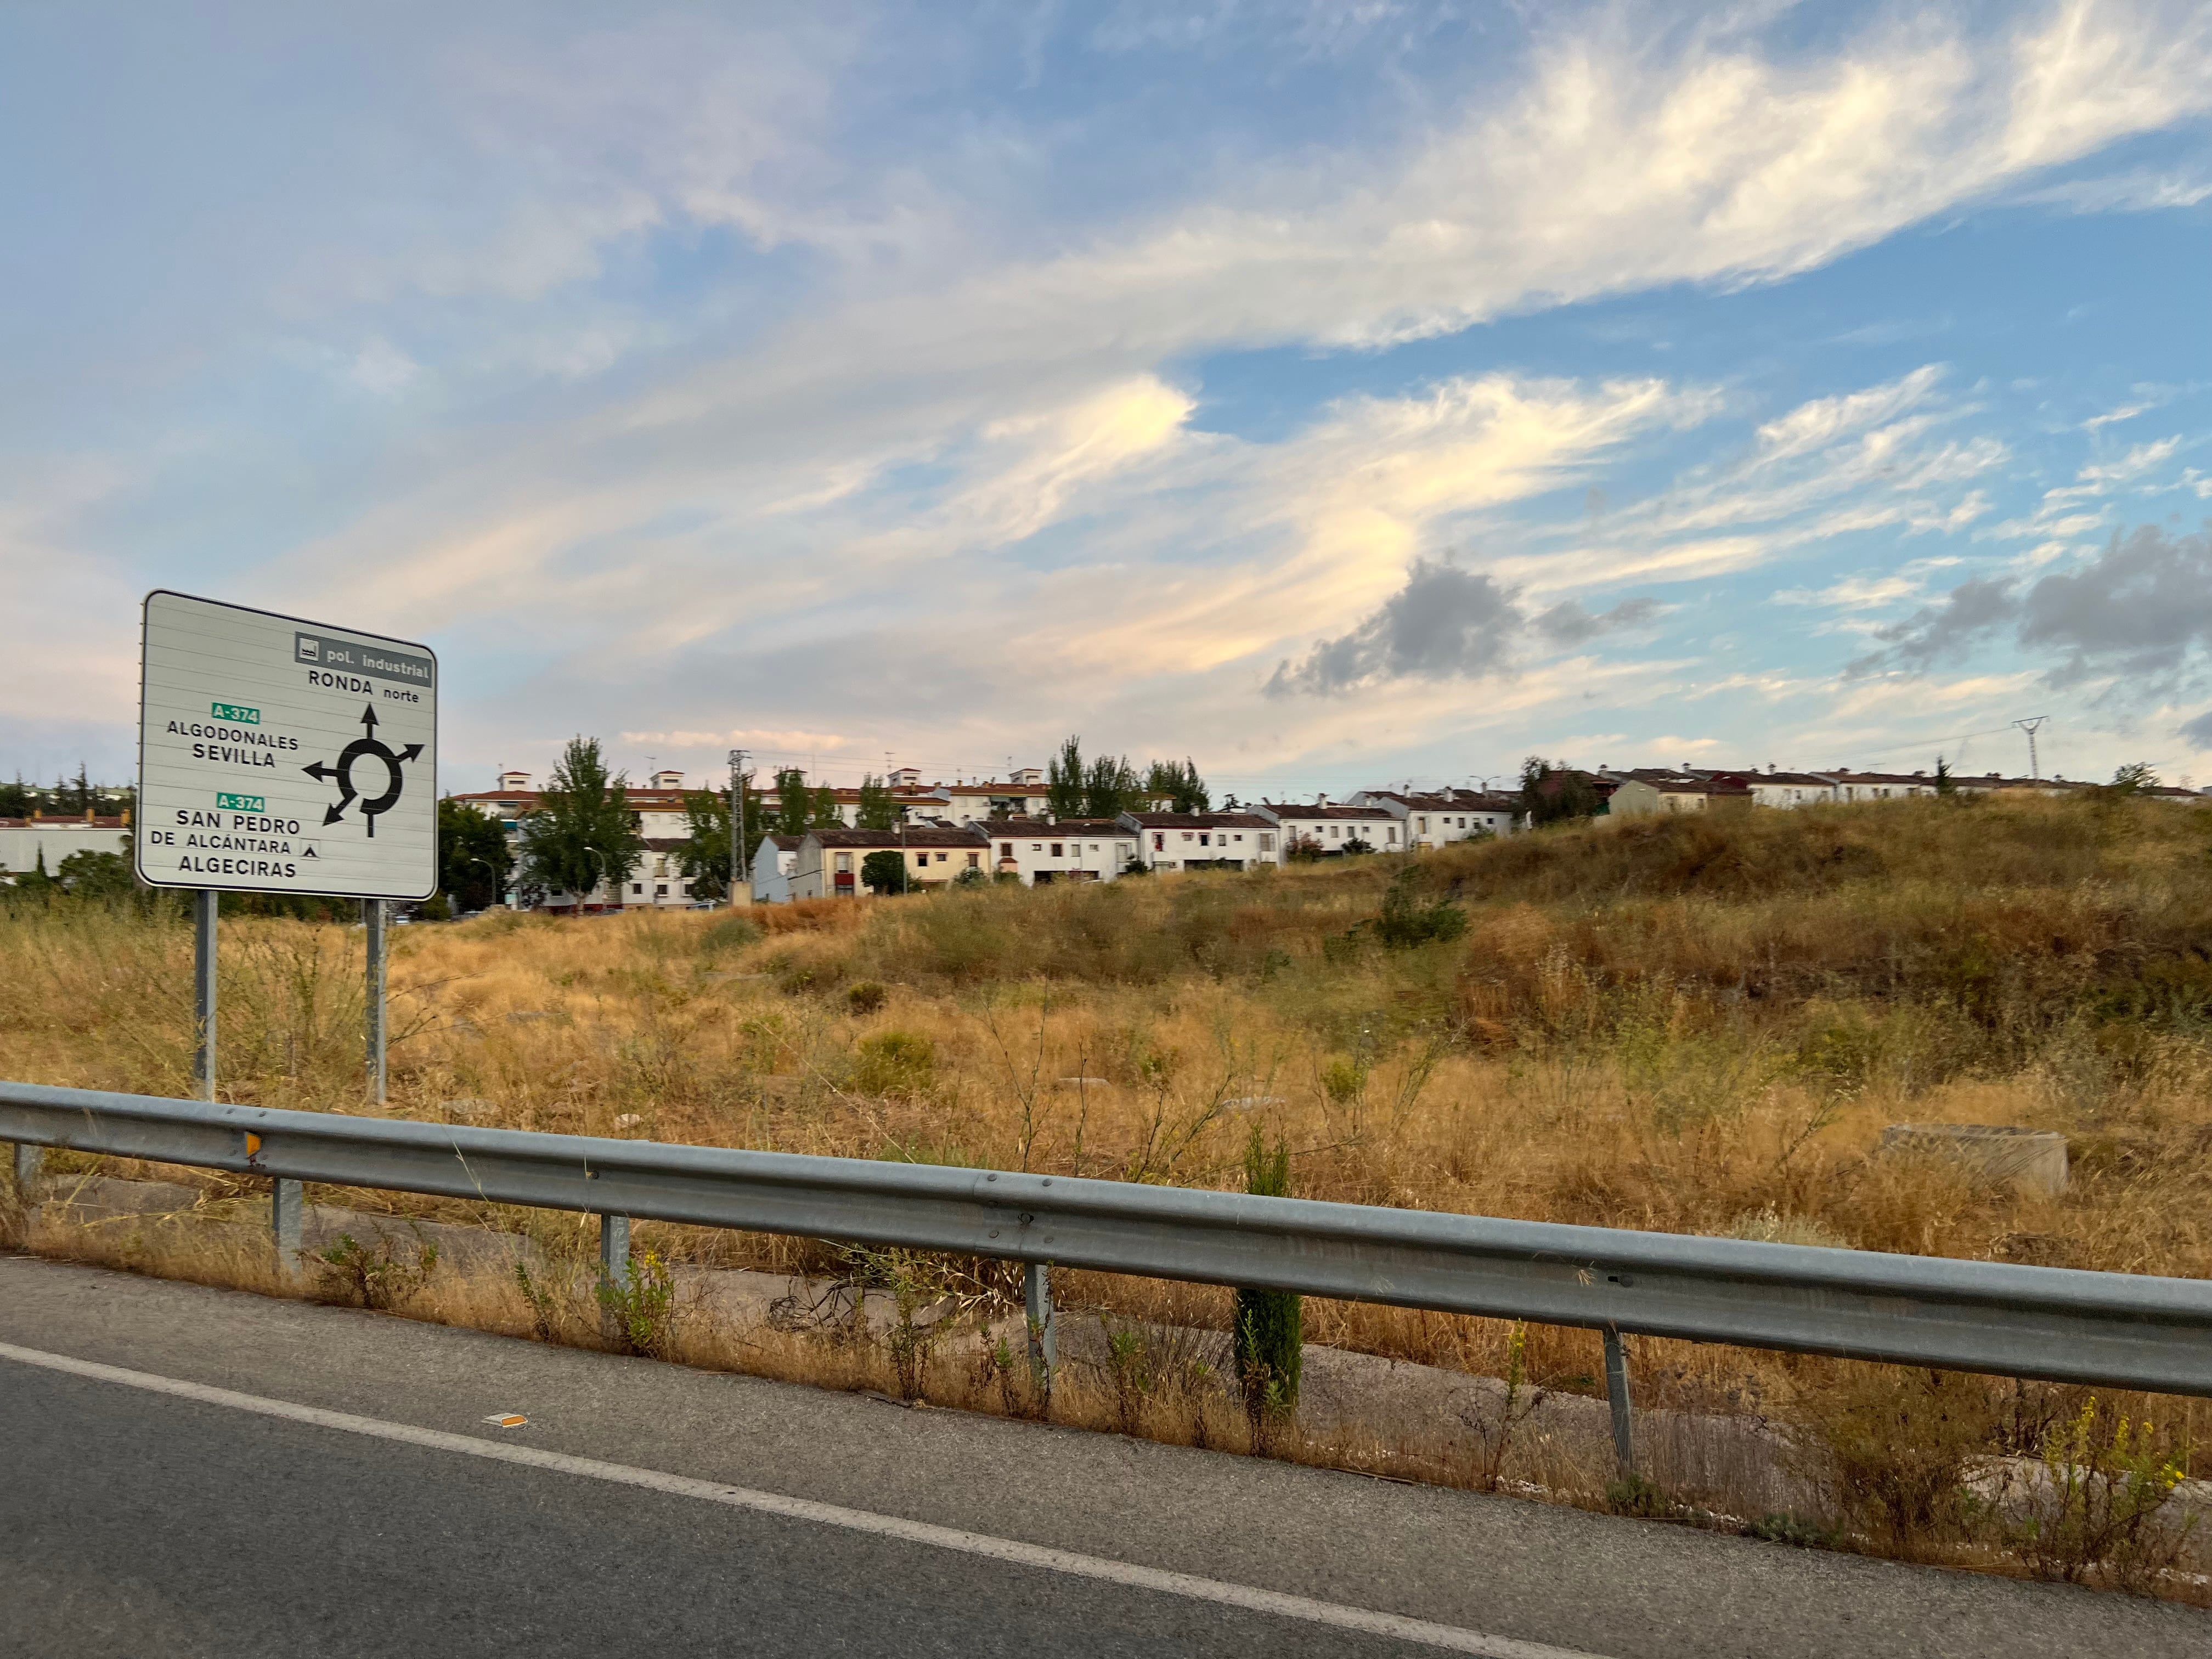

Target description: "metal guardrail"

left=6, top=1082, right=2210, bottom=1451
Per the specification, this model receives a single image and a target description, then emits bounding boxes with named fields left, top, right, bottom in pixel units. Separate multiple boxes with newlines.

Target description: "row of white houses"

left=747, top=786, right=1519, bottom=900
left=447, top=757, right=2208, bottom=911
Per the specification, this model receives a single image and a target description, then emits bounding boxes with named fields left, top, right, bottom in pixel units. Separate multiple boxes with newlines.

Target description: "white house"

left=983, top=817, right=1141, bottom=883
left=789, top=827, right=991, bottom=899
left=1351, top=789, right=1519, bottom=848
left=1826, top=770, right=1943, bottom=803
left=1118, top=811, right=1279, bottom=871
left=751, top=834, right=800, bottom=904
left=1254, top=803, right=1402, bottom=855
left=1719, top=769, right=1841, bottom=808
left=0, top=817, right=132, bottom=883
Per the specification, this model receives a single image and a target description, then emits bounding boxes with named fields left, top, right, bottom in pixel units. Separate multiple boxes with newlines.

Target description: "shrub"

left=1997, top=1398, right=2193, bottom=1590
left=1372, top=867, right=1468, bottom=949
left=853, top=1030, right=936, bottom=1096
left=596, top=1248, right=676, bottom=1358
left=317, top=1228, right=438, bottom=1311
left=700, top=913, right=764, bottom=953
left=1786, top=1367, right=1994, bottom=1558
left=846, top=980, right=888, bottom=1015
left=1232, top=1126, right=1301, bottom=1421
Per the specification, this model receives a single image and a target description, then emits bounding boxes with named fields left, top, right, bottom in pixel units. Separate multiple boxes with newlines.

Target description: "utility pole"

left=2013, top=716, right=2050, bottom=781
left=728, top=748, right=747, bottom=907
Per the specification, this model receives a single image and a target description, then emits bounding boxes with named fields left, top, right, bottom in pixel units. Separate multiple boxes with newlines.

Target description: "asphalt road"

left=2, top=1256, right=2207, bottom=1658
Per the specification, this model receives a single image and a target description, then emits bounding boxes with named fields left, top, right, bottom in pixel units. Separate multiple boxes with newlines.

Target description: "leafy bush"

left=846, top=980, right=888, bottom=1015
left=700, top=913, right=764, bottom=953
left=596, top=1248, right=676, bottom=1357
left=1996, top=1399, right=2193, bottom=1590
left=317, top=1228, right=439, bottom=1311
left=1372, top=868, right=1468, bottom=949
left=1232, top=1126, right=1301, bottom=1420
left=853, top=1030, right=935, bottom=1096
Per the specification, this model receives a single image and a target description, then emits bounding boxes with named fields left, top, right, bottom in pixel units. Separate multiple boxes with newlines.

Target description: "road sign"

left=137, top=591, right=438, bottom=899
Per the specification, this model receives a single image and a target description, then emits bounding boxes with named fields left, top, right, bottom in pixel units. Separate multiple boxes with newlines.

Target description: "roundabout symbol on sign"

left=303, top=704, right=423, bottom=838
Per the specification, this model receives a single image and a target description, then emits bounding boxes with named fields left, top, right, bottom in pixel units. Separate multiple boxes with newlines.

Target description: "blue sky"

left=5, top=0, right=2211, bottom=797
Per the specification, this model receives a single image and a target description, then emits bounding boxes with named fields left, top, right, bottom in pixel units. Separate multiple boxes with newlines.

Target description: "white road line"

left=2, top=1338, right=1605, bottom=1659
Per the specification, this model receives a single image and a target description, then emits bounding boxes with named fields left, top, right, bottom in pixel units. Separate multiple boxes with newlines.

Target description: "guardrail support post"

left=1024, top=1261, right=1057, bottom=1394
left=1603, top=1328, right=1635, bottom=1479
left=10, top=1142, right=42, bottom=1201
left=272, top=1177, right=304, bottom=1280
left=599, top=1212, right=630, bottom=1342
left=193, top=889, right=218, bottom=1102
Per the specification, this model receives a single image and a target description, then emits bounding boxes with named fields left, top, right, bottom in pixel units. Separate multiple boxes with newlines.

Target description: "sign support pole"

left=365, top=899, right=387, bottom=1104
left=728, top=748, right=747, bottom=907
left=192, top=889, right=218, bottom=1102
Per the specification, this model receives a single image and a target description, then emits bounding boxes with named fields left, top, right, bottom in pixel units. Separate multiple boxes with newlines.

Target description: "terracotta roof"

left=985, top=818, right=1138, bottom=836
left=1123, top=812, right=1275, bottom=830
left=1259, top=803, right=1396, bottom=821
left=804, top=827, right=989, bottom=849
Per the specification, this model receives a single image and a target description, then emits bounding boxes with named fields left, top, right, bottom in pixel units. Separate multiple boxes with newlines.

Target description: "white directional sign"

left=137, top=591, right=438, bottom=899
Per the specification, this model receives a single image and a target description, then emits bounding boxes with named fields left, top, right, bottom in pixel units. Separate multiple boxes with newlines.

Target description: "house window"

left=1153, top=833, right=1165, bottom=850
left=655, top=884, right=668, bottom=896
left=835, top=853, right=852, bottom=873
left=967, top=852, right=980, bottom=869
left=935, top=853, right=947, bottom=864
left=1417, top=816, right=1428, bottom=833
left=1000, top=843, right=1013, bottom=857
left=1030, top=843, right=1043, bottom=851
left=912, top=850, right=928, bottom=864
left=1182, top=832, right=1193, bottom=842
left=1233, top=834, right=1243, bottom=842
left=1259, top=834, right=1274, bottom=853
left=1328, top=826, right=1339, bottom=839
left=1387, top=827, right=1398, bottom=843
left=631, top=883, right=644, bottom=895
left=1051, top=843, right=1063, bottom=857
left=1089, top=844, right=1099, bottom=852
left=1199, top=833, right=1210, bottom=847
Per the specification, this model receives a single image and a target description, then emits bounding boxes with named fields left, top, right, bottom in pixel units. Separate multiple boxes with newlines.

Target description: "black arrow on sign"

left=302, top=761, right=338, bottom=783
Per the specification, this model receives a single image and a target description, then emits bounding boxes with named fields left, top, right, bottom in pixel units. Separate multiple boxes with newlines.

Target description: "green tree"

left=1232, top=1126, right=1301, bottom=1418
left=9, top=844, right=55, bottom=899
left=2108, top=761, right=2158, bottom=795
left=771, top=769, right=811, bottom=836
left=855, top=774, right=902, bottom=831
left=1083, top=752, right=1143, bottom=818
left=674, top=789, right=733, bottom=901
left=860, top=849, right=910, bottom=895
left=516, top=737, right=644, bottom=904
left=1934, top=755, right=1956, bottom=797
left=1146, top=757, right=1210, bottom=814
left=438, top=798, right=514, bottom=912
left=0, top=774, right=35, bottom=817
left=811, top=784, right=844, bottom=828
left=1047, top=736, right=1088, bottom=818
left=1519, top=756, right=1600, bottom=826
left=55, top=849, right=136, bottom=900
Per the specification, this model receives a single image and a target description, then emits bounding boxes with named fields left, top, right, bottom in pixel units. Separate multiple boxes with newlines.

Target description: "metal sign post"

left=365, top=899, right=387, bottom=1104
left=192, top=890, right=217, bottom=1101
left=727, top=747, right=747, bottom=906
left=138, top=591, right=437, bottom=1111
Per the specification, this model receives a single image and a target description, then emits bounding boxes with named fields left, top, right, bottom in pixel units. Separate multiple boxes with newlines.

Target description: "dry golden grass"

left=7, top=792, right=2212, bottom=1590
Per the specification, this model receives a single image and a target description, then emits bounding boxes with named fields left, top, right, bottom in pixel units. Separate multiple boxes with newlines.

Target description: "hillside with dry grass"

left=7, top=792, right=2211, bottom=1587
